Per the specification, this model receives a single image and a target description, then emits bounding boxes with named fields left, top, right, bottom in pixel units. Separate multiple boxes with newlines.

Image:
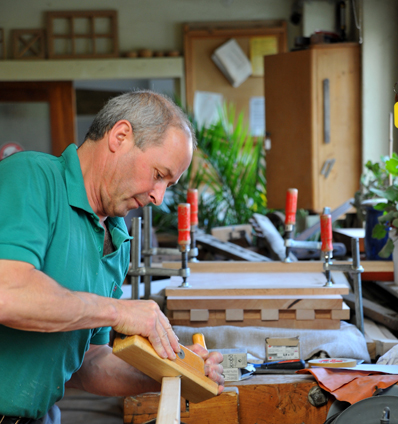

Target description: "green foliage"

left=152, top=104, right=268, bottom=234
left=369, top=153, right=398, bottom=257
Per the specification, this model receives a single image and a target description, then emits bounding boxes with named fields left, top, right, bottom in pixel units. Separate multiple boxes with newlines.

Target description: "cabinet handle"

left=323, top=78, right=330, bottom=144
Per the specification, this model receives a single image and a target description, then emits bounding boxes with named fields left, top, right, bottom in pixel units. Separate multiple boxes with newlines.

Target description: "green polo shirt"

left=0, top=144, right=132, bottom=419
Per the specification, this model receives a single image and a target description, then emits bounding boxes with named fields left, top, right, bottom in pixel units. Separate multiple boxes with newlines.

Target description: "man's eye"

left=156, top=172, right=163, bottom=180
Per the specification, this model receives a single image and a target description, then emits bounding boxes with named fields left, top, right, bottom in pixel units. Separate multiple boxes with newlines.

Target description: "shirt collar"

left=61, top=144, right=133, bottom=242
left=61, top=144, right=94, bottom=214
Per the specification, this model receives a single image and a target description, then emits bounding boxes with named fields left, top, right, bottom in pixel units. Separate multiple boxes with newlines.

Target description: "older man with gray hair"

left=0, top=90, right=224, bottom=423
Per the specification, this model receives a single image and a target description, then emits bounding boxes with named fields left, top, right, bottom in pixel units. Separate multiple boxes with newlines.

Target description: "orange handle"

left=178, top=203, right=191, bottom=246
left=187, top=188, right=198, bottom=226
left=285, top=188, right=298, bottom=226
left=320, top=213, right=333, bottom=253
left=192, top=333, right=207, bottom=349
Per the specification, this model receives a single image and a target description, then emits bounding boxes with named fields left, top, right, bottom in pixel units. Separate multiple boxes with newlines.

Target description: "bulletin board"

left=183, top=20, right=287, bottom=125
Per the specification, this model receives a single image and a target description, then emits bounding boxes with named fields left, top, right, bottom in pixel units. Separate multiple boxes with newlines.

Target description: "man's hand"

left=112, top=299, right=180, bottom=360
left=187, top=343, right=225, bottom=394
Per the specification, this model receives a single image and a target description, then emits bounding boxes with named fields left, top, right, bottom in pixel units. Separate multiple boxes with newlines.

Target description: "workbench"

left=123, top=374, right=333, bottom=423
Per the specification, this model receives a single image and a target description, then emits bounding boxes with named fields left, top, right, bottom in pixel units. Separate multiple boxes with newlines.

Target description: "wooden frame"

left=12, top=29, right=46, bottom=59
left=46, top=10, right=119, bottom=59
left=184, top=20, right=287, bottom=121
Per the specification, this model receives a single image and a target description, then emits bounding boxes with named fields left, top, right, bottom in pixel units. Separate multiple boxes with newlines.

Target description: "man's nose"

left=149, top=183, right=167, bottom=206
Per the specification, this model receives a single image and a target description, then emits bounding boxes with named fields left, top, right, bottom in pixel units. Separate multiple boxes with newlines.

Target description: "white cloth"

left=174, top=321, right=371, bottom=363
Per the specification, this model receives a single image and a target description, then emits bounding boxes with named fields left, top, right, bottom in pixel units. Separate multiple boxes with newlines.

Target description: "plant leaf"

left=378, top=238, right=395, bottom=258
left=372, top=223, right=387, bottom=239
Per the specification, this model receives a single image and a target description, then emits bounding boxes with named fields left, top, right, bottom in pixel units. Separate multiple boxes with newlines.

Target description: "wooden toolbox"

left=165, top=272, right=350, bottom=330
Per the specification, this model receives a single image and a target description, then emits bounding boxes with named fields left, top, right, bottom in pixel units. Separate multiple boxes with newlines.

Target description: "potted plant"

left=152, top=103, right=268, bottom=235
left=354, top=156, right=393, bottom=260
left=370, top=153, right=398, bottom=260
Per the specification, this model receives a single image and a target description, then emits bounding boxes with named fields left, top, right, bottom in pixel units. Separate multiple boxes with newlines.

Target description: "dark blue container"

left=364, top=206, right=392, bottom=260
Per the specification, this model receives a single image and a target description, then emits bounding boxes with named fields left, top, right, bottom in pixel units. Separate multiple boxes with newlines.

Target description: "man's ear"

left=108, top=120, right=133, bottom=153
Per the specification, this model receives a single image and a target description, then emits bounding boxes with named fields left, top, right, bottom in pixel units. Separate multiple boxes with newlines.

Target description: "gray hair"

left=84, top=90, right=197, bottom=150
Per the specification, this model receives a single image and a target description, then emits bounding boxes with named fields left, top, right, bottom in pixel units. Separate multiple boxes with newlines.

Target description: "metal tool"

left=128, top=204, right=198, bottom=299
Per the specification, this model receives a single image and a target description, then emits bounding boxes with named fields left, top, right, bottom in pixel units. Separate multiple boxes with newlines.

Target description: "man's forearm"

left=66, top=344, right=161, bottom=397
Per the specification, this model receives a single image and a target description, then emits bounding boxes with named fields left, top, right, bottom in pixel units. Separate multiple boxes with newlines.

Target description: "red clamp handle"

left=178, top=203, right=191, bottom=247
left=187, top=188, right=198, bottom=227
left=320, top=213, right=333, bottom=253
left=285, top=188, right=298, bottom=226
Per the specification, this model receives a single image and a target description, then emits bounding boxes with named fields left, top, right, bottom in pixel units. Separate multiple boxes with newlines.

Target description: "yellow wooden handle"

left=192, top=333, right=207, bottom=349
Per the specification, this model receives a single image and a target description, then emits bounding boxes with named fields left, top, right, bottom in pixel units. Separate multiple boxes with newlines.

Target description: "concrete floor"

left=56, top=389, right=124, bottom=424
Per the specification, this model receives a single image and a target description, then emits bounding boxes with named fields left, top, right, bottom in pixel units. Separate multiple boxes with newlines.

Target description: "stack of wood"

left=165, top=265, right=350, bottom=330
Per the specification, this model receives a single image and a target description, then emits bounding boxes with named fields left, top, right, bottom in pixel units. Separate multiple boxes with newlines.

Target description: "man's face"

left=101, top=126, right=193, bottom=217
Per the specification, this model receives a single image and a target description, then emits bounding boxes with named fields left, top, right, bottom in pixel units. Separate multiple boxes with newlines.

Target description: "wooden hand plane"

left=112, top=334, right=219, bottom=404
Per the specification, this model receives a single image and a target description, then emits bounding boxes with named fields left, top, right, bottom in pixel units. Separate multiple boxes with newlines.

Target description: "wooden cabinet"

left=264, top=43, right=361, bottom=212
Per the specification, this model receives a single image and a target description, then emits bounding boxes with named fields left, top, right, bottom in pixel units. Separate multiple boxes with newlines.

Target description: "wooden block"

left=331, top=302, right=350, bottom=320
left=190, top=309, right=209, bottom=322
left=226, top=309, right=244, bottom=321
left=261, top=309, right=279, bottom=320
left=113, top=334, right=218, bottom=403
left=167, top=295, right=343, bottom=311
left=123, top=387, right=239, bottom=424
left=296, top=310, right=315, bottom=320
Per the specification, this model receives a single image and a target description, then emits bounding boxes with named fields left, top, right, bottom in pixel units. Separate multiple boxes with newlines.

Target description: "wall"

left=2, top=0, right=398, bottom=167
left=0, top=0, right=299, bottom=56
left=362, top=0, right=398, bottom=163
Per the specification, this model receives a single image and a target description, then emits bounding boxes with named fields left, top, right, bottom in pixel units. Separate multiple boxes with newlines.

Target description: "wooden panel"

left=264, top=43, right=361, bottom=211
left=184, top=20, right=287, bottom=121
left=112, top=334, right=218, bottom=404
left=166, top=273, right=349, bottom=297
left=163, top=260, right=393, bottom=274
left=167, top=294, right=343, bottom=310
left=264, top=48, right=314, bottom=209
left=314, top=44, right=361, bottom=210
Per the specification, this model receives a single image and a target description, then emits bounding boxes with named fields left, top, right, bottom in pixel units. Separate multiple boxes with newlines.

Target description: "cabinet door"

left=264, top=49, right=314, bottom=210
left=314, top=45, right=361, bottom=211
left=0, top=81, right=76, bottom=158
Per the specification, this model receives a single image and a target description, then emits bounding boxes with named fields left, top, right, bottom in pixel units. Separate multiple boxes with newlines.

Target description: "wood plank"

left=167, top=294, right=343, bottom=310
left=364, top=318, right=398, bottom=358
left=113, top=334, right=218, bottom=404
left=343, top=293, right=398, bottom=331
left=163, top=260, right=392, bottom=274
left=166, top=273, right=349, bottom=297
left=156, top=377, right=181, bottom=424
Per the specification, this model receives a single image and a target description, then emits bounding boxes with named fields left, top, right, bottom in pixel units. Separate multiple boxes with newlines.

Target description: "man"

left=0, top=90, right=224, bottom=423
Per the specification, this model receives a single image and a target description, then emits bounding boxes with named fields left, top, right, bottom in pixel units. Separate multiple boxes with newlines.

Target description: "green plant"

left=370, top=153, right=398, bottom=257
left=353, top=156, right=391, bottom=223
left=152, top=103, right=268, bottom=234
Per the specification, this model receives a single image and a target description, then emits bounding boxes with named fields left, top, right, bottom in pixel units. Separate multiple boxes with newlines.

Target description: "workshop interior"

left=2, top=0, right=398, bottom=423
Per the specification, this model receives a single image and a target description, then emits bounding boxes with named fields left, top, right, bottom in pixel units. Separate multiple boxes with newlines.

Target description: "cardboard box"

left=209, top=348, right=248, bottom=369
left=265, top=337, right=300, bottom=361
left=222, top=367, right=242, bottom=382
